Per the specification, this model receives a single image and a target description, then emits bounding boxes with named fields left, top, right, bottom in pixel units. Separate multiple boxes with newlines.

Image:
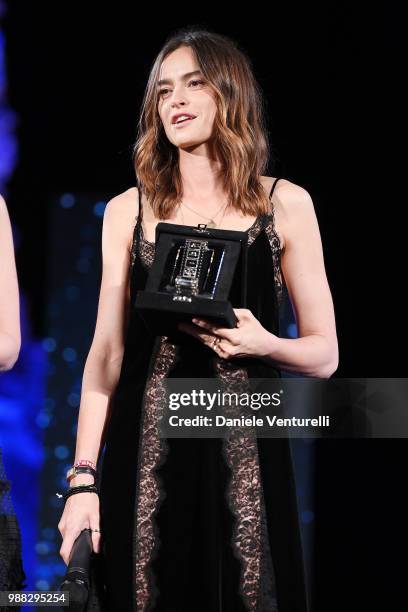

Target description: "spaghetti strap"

left=135, top=183, right=146, bottom=240
left=136, top=183, right=143, bottom=226
left=261, top=177, right=281, bottom=229
left=130, top=184, right=144, bottom=267
left=268, top=177, right=281, bottom=200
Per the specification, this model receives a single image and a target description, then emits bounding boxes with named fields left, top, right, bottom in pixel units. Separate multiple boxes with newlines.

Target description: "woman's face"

left=157, top=46, right=217, bottom=151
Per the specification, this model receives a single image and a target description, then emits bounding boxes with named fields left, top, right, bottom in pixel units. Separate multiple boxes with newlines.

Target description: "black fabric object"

left=0, top=447, right=26, bottom=612
left=60, top=528, right=108, bottom=612
left=60, top=528, right=93, bottom=610
left=85, top=178, right=309, bottom=612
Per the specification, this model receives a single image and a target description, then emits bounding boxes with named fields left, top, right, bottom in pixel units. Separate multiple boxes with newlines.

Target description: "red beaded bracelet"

left=73, top=459, right=96, bottom=470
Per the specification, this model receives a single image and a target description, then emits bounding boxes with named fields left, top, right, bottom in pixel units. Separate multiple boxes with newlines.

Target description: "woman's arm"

left=69, top=188, right=138, bottom=486
left=0, top=195, right=21, bottom=372
left=182, top=180, right=339, bottom=379
left=59, top=188, right=138, bottom=562
left=263, top=180, right=338, bottom=377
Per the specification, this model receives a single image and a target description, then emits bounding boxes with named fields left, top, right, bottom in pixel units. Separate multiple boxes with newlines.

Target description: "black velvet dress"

left=87, top=178, right=309, bottom=612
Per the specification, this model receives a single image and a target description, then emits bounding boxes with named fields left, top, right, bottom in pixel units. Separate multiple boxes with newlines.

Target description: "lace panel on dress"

left=134, top=336, right=177, bottom=611
left=262, top=215, right=284, bottom=308
left=213, top=358, right=263, bottom=611
left=259, top=482, right=279, bottom=611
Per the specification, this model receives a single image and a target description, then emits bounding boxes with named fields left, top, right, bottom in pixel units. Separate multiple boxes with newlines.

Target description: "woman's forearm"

left=73, top=349, right=124, bottom=468
left=261, top=332, right=338, bottom=378
left=0, top=331, right=20, bottom=372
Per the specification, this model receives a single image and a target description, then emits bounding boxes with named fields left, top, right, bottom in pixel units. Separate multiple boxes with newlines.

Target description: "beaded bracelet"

left=73, top=459, right=96, bottom=470
left=56, top=484, right=99, bottom=503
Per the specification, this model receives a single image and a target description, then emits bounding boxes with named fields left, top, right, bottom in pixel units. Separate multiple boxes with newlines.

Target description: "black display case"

left=134, top=222, right=248, bottom=332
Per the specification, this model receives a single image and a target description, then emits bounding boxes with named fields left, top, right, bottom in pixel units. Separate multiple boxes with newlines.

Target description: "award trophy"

left=134, top=222, right=248, bottom=332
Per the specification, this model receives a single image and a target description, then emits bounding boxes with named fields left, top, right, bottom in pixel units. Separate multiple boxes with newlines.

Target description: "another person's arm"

left=0, top=195, right=21, bottom=372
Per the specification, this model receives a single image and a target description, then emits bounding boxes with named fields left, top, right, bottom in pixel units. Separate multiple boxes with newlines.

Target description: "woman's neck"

left=178, top=150, right=225, bottom=204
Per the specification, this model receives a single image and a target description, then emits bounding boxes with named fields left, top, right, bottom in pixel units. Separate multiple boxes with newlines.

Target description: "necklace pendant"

left=207, top=220, right=216, bottom=229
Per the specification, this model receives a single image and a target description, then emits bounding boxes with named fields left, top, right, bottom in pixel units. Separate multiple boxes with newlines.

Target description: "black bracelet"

left=66, top=465, right=97, bottom=483
left=61, top=484, right=99, bottom=502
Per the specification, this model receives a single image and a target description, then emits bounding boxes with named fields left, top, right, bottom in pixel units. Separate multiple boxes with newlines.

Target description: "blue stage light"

left=35, top=541, right=50, bottom=555
left=54, top=445, right=69, bottom=459
left=76, top=257, right=91, bottom=273
left=62, top=347, right=77, bottom=362
left=65, top=285, right=80, bottom=300
left=93, top=200, right=107, bottom=217
left=67, top=392, right=80, bottom=407
left=59, top=193, right=76, bottom=209
left=42, top=337, right=57, bottom=352
left=301, top=509, right=315, bottom=524
left=287, top=322, right=298, bottom=338
left=36, top=412, right=51, bottom=428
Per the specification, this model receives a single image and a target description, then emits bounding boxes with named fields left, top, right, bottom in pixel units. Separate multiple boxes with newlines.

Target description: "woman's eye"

left=158, top=80, right=204, bottom=97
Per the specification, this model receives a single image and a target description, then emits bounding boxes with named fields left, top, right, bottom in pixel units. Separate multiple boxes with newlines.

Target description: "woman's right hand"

left=58, top=476, right=101, bottom=565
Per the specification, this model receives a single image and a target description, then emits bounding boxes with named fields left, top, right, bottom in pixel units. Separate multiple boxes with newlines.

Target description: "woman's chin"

left=175, top=137, right=211, bottom=151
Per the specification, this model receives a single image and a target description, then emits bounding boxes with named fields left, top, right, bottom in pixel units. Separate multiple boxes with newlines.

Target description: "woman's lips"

left=173, top=117, right=196, bottom=128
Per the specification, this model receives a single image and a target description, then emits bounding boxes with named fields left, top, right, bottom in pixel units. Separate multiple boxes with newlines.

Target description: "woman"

left=0, top=194, right=25, bottom=593
left=58, top=28, right=338, bottom=611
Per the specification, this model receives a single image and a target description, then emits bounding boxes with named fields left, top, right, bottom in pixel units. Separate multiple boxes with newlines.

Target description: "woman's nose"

left=170, top=85, right=189, bottom=106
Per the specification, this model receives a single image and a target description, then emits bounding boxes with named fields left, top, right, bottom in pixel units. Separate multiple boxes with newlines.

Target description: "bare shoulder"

left=104, top=186, right=139, bottom=221
left=103, top=186, right=139, bottom=252
left=260, top=175, right=313, bottom=213
left=260, top=176, right=315, bottom=251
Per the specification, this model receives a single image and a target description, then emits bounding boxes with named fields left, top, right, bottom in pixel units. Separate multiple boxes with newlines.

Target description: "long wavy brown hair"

left=133, top=26, right=274, bottom=219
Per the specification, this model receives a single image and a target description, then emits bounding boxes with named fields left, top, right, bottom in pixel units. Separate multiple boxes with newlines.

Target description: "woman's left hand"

left=178, top=308, right=274, bottom=360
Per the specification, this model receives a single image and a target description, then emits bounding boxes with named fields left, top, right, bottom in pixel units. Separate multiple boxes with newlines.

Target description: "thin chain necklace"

left=180, top=199, right=228, bottom=229
left=213, top=201, right=228, bottom=228
left=179, top=202, right=228, bottom=229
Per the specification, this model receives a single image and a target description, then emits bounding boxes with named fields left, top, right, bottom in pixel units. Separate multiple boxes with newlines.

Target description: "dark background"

left=4, top=2, right=406, bottom=610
